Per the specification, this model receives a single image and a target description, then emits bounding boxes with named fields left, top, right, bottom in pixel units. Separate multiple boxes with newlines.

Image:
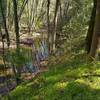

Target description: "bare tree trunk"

left=12, top=0, right=22, bottom=84
left=12, top=0, right=20, bottom=51
left=0, top=0, right=10, bottom=48
left=51, top=0, right=60, bottom=54
left=86, top=0, right=97, bottom=54
left=47, top=0, right=51, bottom=53
left=90, top=0, right=100, bottom=59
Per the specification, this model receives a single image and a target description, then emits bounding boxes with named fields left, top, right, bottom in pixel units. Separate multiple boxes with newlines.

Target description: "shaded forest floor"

left=2, top=51, right=100, bottom=100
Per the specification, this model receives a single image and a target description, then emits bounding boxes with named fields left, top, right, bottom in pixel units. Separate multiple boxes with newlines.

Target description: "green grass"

left=3, top=52, right=100, bottom=100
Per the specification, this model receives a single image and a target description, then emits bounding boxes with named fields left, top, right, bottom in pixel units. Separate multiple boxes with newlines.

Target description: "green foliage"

left=3, top=52, right=100, bottom=100
left=62, top=0, right=93, bottom=36
left=4, top=47, right=32, bottom=67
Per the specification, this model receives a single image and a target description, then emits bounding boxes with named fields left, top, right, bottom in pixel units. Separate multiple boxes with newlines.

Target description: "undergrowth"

left=2, top=52, right=100, bottom=100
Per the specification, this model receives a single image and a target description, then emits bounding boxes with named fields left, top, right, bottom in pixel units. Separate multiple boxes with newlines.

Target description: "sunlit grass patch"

left=54, top=82, right=68, bottom=90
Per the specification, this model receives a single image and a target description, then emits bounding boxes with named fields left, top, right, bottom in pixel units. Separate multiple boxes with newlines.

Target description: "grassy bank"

left=3, top=52, right=100, bottom=100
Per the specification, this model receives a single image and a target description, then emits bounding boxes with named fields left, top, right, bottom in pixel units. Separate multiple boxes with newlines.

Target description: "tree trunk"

left=47, top=0, right=51, bottom=54
left=51, top=0, right=60, bottom=54
left=12, top=0, right=21, bottom=84
left=89, top=0, right=100, bottom=59
left=86, top=0, right=97, bottom=54
left=12, top=0, right=20, bottom=51
left=0, top=0, right=10, bottom=48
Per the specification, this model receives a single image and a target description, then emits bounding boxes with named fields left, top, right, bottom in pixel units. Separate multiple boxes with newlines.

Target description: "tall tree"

left=12, top=0, right=20, bottom=50
left=12, top=0, right=21, bottom=84
left=52, top=0, right=60, bottom=54
left=90, top=0, right=100, bottom=58
left=47, top=0, right=51, bottom=53
left=0, top=0, right=10, bottom=48
left=86, top=0, right=97, bottom=54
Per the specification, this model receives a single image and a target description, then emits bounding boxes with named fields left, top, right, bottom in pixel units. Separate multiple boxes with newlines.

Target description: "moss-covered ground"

left=2, top=52, right=100, bottom=100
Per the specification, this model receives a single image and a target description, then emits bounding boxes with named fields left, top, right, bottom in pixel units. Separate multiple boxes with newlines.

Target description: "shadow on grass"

left=41, top=81, right=100, bottom=100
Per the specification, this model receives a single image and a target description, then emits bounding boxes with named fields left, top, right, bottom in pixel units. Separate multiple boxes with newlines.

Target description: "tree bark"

left=52, top=0, right=60, bottom=54
left=12, top=0, right=21, bottom=84
left=12, top=0, right=20, bottom=51
left=47, top=0, right=51, bottom=53
left=89, top=0, right=100, bottom=59
left=0, top=0, right=10, bottom=47
left=86, top=0, right=97, bottom=54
